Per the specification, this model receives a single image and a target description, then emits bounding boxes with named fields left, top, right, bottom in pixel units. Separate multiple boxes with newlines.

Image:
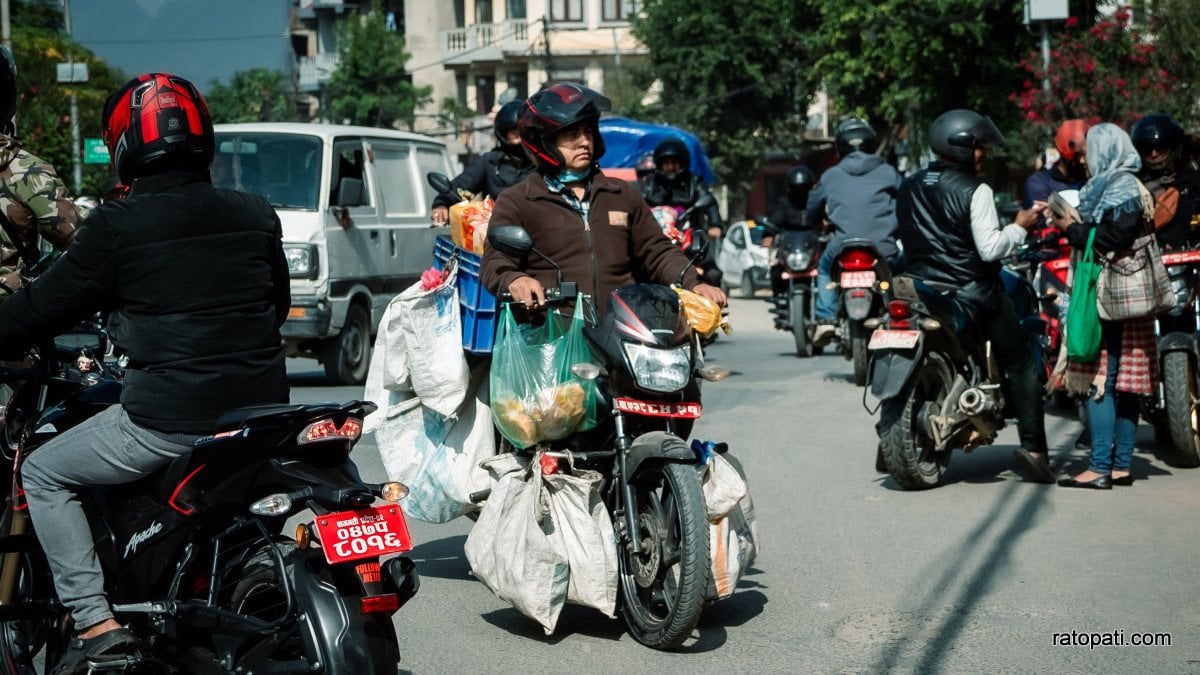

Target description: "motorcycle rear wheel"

left=618, top=462, right=709, bottom=650
left=1162, top=351, right=1200, bottom=467
left=850, top=323, right=869, bottom=387
left=879, top=353, right=953, bottom=489
left=0, top=510, right=60, bottom=675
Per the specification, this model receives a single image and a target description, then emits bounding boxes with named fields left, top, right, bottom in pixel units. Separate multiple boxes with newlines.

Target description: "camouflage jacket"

left=0, top=135, right=83, bottom=296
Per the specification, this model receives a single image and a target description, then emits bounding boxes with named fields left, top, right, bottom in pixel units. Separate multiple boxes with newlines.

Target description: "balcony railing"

left=297, top=53, right=340, bottom=91
left=441, top=20, right=532, bottom=63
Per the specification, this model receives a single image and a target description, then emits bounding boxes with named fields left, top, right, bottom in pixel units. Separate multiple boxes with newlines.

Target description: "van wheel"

left=323, top=304, right=371, bottom=385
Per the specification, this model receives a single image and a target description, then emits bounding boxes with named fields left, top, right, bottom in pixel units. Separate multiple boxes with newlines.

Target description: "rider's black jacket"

left=768, top=197, right=811, bottom=231
left=641, top=173, right=724, bottom=233
left=0, top=169, right=290, bottom=434
left=897, top=162, right=999, bottom=311
left=433, top=149, right=536, bottom=208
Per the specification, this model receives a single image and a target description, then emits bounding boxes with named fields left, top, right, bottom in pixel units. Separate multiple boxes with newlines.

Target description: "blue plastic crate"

left=433, top=235, right=498, bottom=353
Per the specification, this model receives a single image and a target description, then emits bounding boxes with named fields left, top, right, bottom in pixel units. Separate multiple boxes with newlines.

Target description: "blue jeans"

left=815, top=248, right=837, bottom=321
left=1087, top=323, right=1139, bottom=474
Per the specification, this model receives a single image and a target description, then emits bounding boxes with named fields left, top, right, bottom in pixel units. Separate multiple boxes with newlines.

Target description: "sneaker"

left=53, top=627, right=138, bottom=675
left=813, top=322, right=837, bottom=345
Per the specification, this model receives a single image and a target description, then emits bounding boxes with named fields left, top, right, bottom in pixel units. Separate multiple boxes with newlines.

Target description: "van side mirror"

left=488, top=224, right=534, bottom=259
left=336, top=177, right=365, bottom=208
left=426, top=172, right=453, bottom=196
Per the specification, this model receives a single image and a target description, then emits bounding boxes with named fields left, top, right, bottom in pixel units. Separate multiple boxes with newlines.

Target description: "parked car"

left=212, top=123, right=454, bottom=385
left=716, top=219, right=772, bottom=298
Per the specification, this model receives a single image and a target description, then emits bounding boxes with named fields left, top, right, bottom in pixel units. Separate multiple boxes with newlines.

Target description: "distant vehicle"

left=212, top=123, right=454, bottom=385
left=716, top=219, right=771, bottom=298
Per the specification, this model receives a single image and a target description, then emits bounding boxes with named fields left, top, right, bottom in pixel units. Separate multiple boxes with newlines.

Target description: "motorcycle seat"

left=912, top=279, right=970, bottom=334
left=213, top=403, right=314, bottom=430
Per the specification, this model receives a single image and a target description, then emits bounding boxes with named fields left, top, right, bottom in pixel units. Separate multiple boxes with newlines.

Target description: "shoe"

left=1057, top=474, right=1113, bottom=489
left=1012, top=448, right=1056, bottom=484
left=52, top=627, right=138, bottom=675
left=813, top=323, right=837, bottom=346
left=1111, top=474, right=1135, bottom=486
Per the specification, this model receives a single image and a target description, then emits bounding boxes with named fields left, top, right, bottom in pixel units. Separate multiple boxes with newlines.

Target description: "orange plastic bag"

left=449, top=196, right=494, bottom=254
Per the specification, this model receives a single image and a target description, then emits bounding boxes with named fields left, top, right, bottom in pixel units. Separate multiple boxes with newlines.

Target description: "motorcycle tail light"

left=839, top=250, right=876, bottom=271
left=887, top=300, right=911, bottom=320
left=298, top=417, right=362, bottom=444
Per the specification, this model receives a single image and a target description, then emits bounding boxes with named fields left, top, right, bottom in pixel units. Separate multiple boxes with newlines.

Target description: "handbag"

left=1095, top=181, right=1175, bottom=321
left=1066, top=228, right=1102, bottom=363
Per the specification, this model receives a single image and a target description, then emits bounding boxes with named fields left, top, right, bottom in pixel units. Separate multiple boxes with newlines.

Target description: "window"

left=602, top=0, right=640, bottom=21
left=416, top=146, right=450, bottom=216
left=476, top=0, right=493, bottom=23
left=507, top=0, right=526, bottom=20
left=549, top=0, right=582, bottom=22
left=371, top=144, right=419, bottom=217
left=506, top=71, right=527, bottom=101
left=330, top=142, right=372, bottom=208
left=475, top=75, right=495, bottom=114
left=212, top=133, right=323, bottom=211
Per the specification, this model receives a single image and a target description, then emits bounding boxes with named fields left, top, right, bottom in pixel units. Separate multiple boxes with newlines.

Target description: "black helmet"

left=518, top=82, right=610, bottom=172
left=929, top=109, right=1005, bottom=166
left=786, top=165, right=816, bottom=205
left=0, top=46, right=15, bottom=131
left=653, top=137, right=690, bottom=181
left=834, top=118, right=877, bottom=156
left=102, top=73, right=215, bottom=184
left=635, top=152, right=656, bottom=178
left=1132, top=114, right=1184, bottom=155
left=494, top=100, right=523, bottom=155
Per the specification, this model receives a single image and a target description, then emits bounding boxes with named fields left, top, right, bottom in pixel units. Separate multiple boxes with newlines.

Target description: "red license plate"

left=868, top=329, right=920, bottom=350
left=314, top=505, right=412, bottom=565
left=840, top=271, right=876, bottom=288
left=1162, top=250, right=1200, bottom=266
left=615, top=397, right=702, bottom=418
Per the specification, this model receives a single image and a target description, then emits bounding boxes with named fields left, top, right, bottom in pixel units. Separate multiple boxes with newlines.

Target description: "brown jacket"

left=481, top=172, right=699, bottom=315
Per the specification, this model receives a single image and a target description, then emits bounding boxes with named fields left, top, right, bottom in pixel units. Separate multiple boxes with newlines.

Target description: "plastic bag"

left=464, top=453, right=568, bottom=634
left=449, top=195, right=494, bottom=254
left=674, top=287, right=730, bottom=339
left=489, top=297, right=598, bottom=448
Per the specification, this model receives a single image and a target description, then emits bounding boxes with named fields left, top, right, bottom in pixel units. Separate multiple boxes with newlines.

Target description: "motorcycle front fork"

left=610, top=410, right=644, bottom=555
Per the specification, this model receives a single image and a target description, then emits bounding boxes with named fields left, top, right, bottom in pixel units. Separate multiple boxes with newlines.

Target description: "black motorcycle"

left=769, top=228, right=824, bottom=357
left=485, top=225, right=712, bottom=651
left=0, top=327, right=418, bottom=673
left=828, top=238, right=892, bottom=386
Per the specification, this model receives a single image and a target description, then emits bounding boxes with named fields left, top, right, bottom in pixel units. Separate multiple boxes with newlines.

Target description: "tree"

left=205, top=69, right=297, bottom=124
left=1145, top=0, right=1200, bottom=111
left=1010, top=7, right=1193, bottom=139
left=808, top=0, right=1035, bottom=163
left=11, top=26, right=126, bottom=198
left=629, top=0, right=815, bottom=209
left=325, top=0, right=431, bottom=129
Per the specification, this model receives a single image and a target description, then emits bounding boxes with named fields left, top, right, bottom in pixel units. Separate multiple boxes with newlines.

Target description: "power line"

left=80, top=32, right=286, bottom=45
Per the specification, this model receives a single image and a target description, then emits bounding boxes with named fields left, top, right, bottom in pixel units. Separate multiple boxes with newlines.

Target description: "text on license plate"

left=868, top=329, right=920, bottom=350
left=840, top=271, right=876, bottom=288
left=314, top=505, right=412, bottom=565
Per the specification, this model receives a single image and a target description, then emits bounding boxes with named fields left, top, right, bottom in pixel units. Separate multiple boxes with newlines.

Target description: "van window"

left=331, top=142, right=372, bottom=208
left=416, top=146, right=448, bottom=212
left=212, top=133, right=322, bottom=210
left=372, top=144, right=420, bottom=216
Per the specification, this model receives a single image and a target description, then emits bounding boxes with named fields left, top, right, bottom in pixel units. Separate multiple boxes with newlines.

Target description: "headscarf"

left=1077, top=123, right=1143, bottom=224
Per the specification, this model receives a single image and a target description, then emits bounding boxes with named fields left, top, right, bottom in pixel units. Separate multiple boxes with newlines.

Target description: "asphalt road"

left=290, top=294, right=1200, bottom=673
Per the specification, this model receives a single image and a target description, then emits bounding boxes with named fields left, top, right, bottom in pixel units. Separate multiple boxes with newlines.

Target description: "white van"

left=212, top=123, right=454, bottom=385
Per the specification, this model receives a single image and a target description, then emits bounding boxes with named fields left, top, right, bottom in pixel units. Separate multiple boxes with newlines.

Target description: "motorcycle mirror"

left=487, top=224, right=535, bottom=258
left=692, top=192, right=717, bottom=211
left=426, top=171, right=453, bottom=195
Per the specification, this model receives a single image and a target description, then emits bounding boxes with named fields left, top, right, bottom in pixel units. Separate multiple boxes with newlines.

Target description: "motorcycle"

left=769, top=228, right=824, bottom=357
left=650, top=193, right=723, bottom=288
left=828, top=238, right=892, bottom=386
left=0, top=326, right=418, bottom=673
left=484, top=225, right=713, bottom=650
left=867, top=275, right=1021, bottom=490
left=1149, top=247, right=1200, bottom=467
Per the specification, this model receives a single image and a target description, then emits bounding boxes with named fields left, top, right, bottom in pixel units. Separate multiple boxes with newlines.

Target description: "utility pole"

left=1, top=0, right=11, bottom=53
left=541, top=16, right=553, bottom=84
left=61, top=0, right=83, bottom=193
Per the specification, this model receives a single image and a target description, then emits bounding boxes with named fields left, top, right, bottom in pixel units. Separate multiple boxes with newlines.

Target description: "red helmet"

left=1054, top=119, right=1090, bottom=162
left=518, top=82, right=610, bottom=171
left=102, top=73, right=214, bottom=184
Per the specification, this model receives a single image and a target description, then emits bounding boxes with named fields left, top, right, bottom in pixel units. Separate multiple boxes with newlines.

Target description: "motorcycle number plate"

left=868, top=329, right=920, bottom=350
left=840, top=271, right=876, bottom=288
left=314, top=505, right=412, bottom=565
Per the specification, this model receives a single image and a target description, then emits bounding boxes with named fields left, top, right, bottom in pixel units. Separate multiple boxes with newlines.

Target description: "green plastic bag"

left=490, top=296, right=598, bottom=449
left=1066, top=228, right=1102, bottom=363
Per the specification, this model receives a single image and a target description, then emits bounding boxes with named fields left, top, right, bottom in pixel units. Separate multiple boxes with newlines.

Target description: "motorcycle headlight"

left=786, top=251, right=811, bottom=271
left=621, top=343, right=692, bottom=393
left=284, top=244, right=318, bottom=279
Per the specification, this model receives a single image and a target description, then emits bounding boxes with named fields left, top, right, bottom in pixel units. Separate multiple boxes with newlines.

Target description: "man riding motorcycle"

left=640, top=137, right=724, bottom=239
left=806, top=118, right=902, bottom=345
left=0, top=73, right=291, bottom=672
left=1023, top=119, right=1089, bottom=227
left=431, top=99, right=536, bottom=224
left=767, top=164, right=817, bottom=303
left=895, top=108, right=1055, bottom=483
left=1132, top=113, right=1200, bottom=251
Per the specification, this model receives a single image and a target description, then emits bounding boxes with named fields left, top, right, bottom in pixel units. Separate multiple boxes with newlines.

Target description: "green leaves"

left=205, top=69, right=296, bottom=124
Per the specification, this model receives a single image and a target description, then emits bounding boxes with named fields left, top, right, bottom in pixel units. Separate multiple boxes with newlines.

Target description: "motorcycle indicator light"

left=294, top=523, right=311, bottom=550
left=299, top=417, right=362, bottom=444
left=249, top=493, right=294, bottom=517
left=380, top=482, right=409, bottom=502
left=839, top=250, right=876, bottom=271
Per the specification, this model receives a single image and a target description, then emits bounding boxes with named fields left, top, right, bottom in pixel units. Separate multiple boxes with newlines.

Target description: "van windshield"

left=211, top=133, right=323, bottom=211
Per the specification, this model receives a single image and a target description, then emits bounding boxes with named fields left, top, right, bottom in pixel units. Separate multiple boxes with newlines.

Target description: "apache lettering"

left=124, top=521, right=164, bottom=559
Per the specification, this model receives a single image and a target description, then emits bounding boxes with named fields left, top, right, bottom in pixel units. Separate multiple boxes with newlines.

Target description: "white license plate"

left=840, top=271, right=876, bottom=288
left=868, top=329, right=920, bottom=350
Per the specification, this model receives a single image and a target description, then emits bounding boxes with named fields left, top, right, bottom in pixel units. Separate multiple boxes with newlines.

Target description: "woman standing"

left=1051, top=123, right=1157, bottom=489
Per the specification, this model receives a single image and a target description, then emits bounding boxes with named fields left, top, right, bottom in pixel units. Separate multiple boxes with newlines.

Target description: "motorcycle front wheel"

left=790, top=293, right=812, bottom=358
left=618, top=462, right=710, bottom=650
left=0, top=510, right=61, bottom=675
left=879, top=352, right=953, bottom=489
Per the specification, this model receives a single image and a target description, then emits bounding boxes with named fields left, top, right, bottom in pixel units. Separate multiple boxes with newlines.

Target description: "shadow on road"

left=479, top=604, right=626, bottom=645
left=406, top=534, right=472, bottom=580
left=871, top=478, right=1050, bottom=672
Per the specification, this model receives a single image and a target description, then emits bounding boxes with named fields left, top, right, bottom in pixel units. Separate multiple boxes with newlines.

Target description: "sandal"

left=52, top=626, right=137, bottom=675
